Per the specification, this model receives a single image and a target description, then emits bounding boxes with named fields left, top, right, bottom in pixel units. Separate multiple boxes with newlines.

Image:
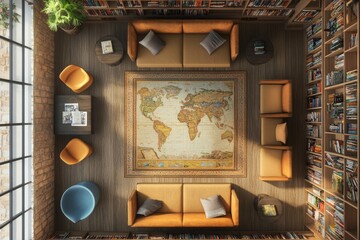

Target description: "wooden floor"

left=54, top=21, right=306, bottom=232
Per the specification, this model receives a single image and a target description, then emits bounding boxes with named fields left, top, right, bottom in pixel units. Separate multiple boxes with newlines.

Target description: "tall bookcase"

left=82, top=0, right=295, bottom=19
left=305, top=0, right=359, bottom=239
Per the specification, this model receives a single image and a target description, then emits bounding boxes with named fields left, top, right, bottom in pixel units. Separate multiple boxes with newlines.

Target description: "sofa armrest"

left=259, top=79, right=291, bottom=85
left=260, top=113, right=292, bottom=118
left=230, top=24, right=239, bottom=61
left=127, top=23, right=137, bottom=62
left=259, top=176, right=291, bottom=181
left=231, top=189, right=239, bottom=226
left=128, top=190, right=137, bottom=226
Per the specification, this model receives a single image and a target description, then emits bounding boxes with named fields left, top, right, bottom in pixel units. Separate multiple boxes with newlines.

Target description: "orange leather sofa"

left=128, top=183, right=239, bottom=227
left=127, top=20, right=239, bottom=68
left=60, top=138, right=93, bottom=165
left=59, top=65, right=93, bottom=93
left=259, top=146, right=292, bottom=181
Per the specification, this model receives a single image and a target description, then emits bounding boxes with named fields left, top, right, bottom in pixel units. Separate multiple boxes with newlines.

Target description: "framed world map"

left=125, top=71, right=247, bottom=177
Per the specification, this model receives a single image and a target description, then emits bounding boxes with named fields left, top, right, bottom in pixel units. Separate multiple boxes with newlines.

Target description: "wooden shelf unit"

left=305, top=0, right=359, bottom=239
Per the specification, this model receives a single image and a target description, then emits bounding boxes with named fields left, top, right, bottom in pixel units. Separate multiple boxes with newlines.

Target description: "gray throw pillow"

left=200, top=195, right=226, bottom=219
left=200, top=30, right=226, bottom=55
left=136, top=198, right=162, bottom=216
left=139, top=30, right=165, bottom=55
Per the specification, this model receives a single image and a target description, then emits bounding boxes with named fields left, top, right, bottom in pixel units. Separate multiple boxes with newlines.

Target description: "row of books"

left=306, top=124, right=322, bottom=138
left=347, top=123, right=357, bottom=134
left=345, top=135, right=357, bottom=154
left=306, top=111, right=321, bottom=122
left=307, top=192, right=324, bottom=212
left=307, top=82, right=321, bottom=95
left=85, top=8, right=126, bottom=16
left=145, top=1, right=181, bottom=7
left=330, top=0, right=344, bottom=18
left=247, top=0, right=289, bottom=7
left=307, top=139, right=322, bottom=153
left=182, top=0, right=208, bottom=7
left=325, top=195, right=344, bottom=212
left=307, top=38, right=321, bottom=52
left=328, top=123, right=343, bottom=133
left=345, top=171, right=358, bottom=203
left=306, top=204, right=325, bottom=225
left=334, top=53, right=344, bottom=70
left=345, top=83, right=357, bottom=120
left=83, top=0, right=113, bottom=7
left=346, top=159, right=358, bottom=172
left=331, top=170, right=344, bottom=195
left=330, top=139, right=345, bottom=155
left=329, top=37, right=343, bottom=52
left=307, top=168, right=322, bottom=185
left=346, top=69, right=357, bottom=82
left=306, top=51, right=321, bottom=69
left=325, top=13, right=344, bottom=38
left=307, top=68, right=322, bottom=83
left=325, top=153, right=344, bottom=170
left=349, top=32, right=358, bottom=48
left=244, top=9, right=292, bottom=16
left=306, top=18, right=322, bottom=39
left=307, top=154, right=322, bottom=169
left=293, top=10, right=320, bottom=23
left=308, top=96, right=321, bottom=108
left=325, top=70, right=343, bottom=86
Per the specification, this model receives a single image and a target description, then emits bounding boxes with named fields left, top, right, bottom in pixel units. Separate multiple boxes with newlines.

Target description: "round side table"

left=254, top=194, right=282, bottom=223
left=246, top=39, right=274, bottom=65
left=95, top=36, right=123, bottom=66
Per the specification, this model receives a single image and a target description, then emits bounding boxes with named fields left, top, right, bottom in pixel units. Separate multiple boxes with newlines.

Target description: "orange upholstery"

left=259, top=80, right=292, bottom=117
left=231, top=189, right=239, bottom=226
left=132, top=20, right=183, bottom=34
left=259, top=147, right=292, bottom=181
left=127, top=190, right=137, bottom=226
left=182, top=20, right=233, bottom=34
left=132, top=213, right=183, bottom=227
left=60, top=138, right=92, bottom=165
left=127, top=23, right=138, bottom=62
left=183, top=213, right=234, bottom=227
left=59, top=65, right=93, bottom=93
left=230, top=24, right=239, bottom=61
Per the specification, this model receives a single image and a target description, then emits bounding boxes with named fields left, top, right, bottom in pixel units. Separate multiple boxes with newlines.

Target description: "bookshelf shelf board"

left=307, top=202, right=325, bottom=214
left=306, top=121, right=322, bottom=124
left=324, top=189, right=345, bottom=202
left=306, top=78, right=322, bottom=85
left=345, top=230, right=358, bottom=239
left=308, top=165, right=323, bottom=172
left=308, top=30, right=322, bottom=40
left=306, top=212, right=316, bottom=221
left=305, top=188, right=324, bottom=200
left=324, top=82, right=346, bottom=90
left=307, top=151, right=322, bottom=156
left=306, top=136, right=322, bottom=140
left=325, top=27, right=344, bottom=44
left=308, top=45, right=322, bottom=55
left=325, top=131, right=344, bottom=135
left=84, top=6, right=125, bottom=9
left=324, top=164, right=343, bottom=172
left=324, top=151, right=358, bottom=161
left=306, top=107, right=322, bottom=110
left=305, top=178, right=323, bottom=188
left=325, top=48, right=344, bottom=58
left=307, top=62, right=322, bottom=70
left=344, top=79, right=358, bottom=85
left=344, top=22, right=358, bottom=32
left=344, top=45, right=358, bottom=53
left=324, top=1, right=334, bottom=11
left=142, top=7, right=182, bottom=9
left=307, top=92, right=322, bottom=97
left=344, top=199, right=358, bottom=209
left=344, top=133, right=358, bottom=136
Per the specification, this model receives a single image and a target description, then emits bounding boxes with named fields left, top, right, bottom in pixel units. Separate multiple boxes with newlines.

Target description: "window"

left=0, top=0, right=33, bottom=239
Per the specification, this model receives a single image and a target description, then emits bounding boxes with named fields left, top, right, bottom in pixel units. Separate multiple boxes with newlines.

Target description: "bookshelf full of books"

left=305, top=0, right=359, bottom=239
left=83, top=0, right=297, bottom=19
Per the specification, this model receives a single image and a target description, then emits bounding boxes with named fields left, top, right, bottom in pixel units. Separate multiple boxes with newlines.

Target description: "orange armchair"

left=59, top=65, right=93, bottom=93
left=60, top=138, right=93, bottom=165
left=260, top=80, right=292, bottom=117
left=259, top=146, right=292, bottom=181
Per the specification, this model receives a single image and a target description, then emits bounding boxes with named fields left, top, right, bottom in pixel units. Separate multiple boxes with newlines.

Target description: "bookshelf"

left=305, top=0, right=359, bottom=239
left=82, top=0, right=296, bottom=19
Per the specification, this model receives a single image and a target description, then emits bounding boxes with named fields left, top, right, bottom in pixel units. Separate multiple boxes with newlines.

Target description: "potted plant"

left=42, top=0, right=86, bottom=34
left=0, top=0, right=20, bottom=30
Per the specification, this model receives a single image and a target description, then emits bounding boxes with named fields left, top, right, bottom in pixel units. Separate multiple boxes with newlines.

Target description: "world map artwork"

left=135, top=80, right=236, bottom=170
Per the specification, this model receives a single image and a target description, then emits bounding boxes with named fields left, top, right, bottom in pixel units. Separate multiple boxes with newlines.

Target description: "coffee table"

left=55, top=95, right=92, bottom=135
left=95, top=36, right=124, bottom=66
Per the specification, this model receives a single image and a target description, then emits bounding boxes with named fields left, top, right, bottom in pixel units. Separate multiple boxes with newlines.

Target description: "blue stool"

left=60, top=181, right=100, bottom=223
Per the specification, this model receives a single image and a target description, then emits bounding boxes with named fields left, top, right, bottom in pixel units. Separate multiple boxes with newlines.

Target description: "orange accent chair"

left=259, top=146, right=292, bottom=181
left=59, top=65, right=93, bottom=93
left=260, top=80, right=292, bottom=117
left=60, top=138, right=93, bottom=165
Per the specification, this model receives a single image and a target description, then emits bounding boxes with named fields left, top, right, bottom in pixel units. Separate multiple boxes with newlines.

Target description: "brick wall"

left=33, top=1, right=55, bottom=239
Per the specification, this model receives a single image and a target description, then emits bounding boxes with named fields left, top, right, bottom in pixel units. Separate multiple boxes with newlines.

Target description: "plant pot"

left=60, top=25, right=81, bottom=35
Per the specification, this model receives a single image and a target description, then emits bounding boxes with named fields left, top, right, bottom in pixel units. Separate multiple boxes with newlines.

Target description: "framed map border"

left=124, top=71, right=247, bottom=177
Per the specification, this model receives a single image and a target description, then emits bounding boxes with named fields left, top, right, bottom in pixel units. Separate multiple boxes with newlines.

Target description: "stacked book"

left=306, top=18, right=322, bottom=38
left=325, top=70, right=343, bottom=86
left=345, top=160, right=358, bottom=203
left=346, top=159, right=358, bottom=172
left=346, top=69, right=357, bottom=81
left=307, top=154, right=322, bottom=168
left=325, top=153, right=344, bottom=170
left=294, top=10, right=320, bottom=23
left=330, top=37, right=343, bottom=52
left=306, top=124, right=322, bottom=138
left=345, top=136, right=357, bottom=154
left=326, top=4, right=344, bottom=38
left=345, top=83, right=357, bottom=120
left=307, top=82, right=321, bottom=95
left=331, top=170, right=344, bottom=194
left=226, top=0, right=243, bottom=7
left=308, top=192, right=324, bottom=212
left=313, top=51, right=322, bottom=66
left=245, top=9, right=293, bottom=16
left=307, top=38, right=322, bottom=52
left=307, top=139, right=322, bottom=153
left=349, top=33, right=358, bottom=48
left=334, top=53, right=344, bottom=70
left=330, top=139, right=345, bottom=155
left=307, top=68, right=322, bottom=82
left=306, top=111, right=321, bottom=122
left=306, top=168, right=322, bottom=185
left=347, top=123, right=357, bottom=134
left=248, top=0, right=287, bottom=7
left=254, top=41, right=265, bottom=55
left=308, top=96, right=321, bottom=108
left=329, top=123, right=343, bottom=133
left=210, top=0, right=226, bottom=7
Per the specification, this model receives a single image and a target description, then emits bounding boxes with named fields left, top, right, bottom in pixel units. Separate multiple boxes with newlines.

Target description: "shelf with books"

left=325, top=152, right=344, bottom=171
left=306, top=185, right=325, bottom=200
left=246, top=0, right=291, bottom=8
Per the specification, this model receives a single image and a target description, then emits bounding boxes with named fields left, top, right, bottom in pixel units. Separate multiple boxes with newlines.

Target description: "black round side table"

left=254, top=194, right=283, bottom=223
left=95, top=36, right=124, bottom=66
left=246, top=39, right=274, bottom=65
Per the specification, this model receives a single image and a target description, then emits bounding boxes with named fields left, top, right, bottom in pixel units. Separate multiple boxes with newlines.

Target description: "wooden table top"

left=95, top=36, right=124, bottom=66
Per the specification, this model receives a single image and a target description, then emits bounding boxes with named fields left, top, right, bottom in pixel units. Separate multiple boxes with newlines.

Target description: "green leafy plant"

left=0, top=0, right=20, bottom=29
left=42, top=0, right=85, bottom=32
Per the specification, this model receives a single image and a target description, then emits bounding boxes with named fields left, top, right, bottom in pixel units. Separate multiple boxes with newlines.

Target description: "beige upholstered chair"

left=259, top=146, right=292, bottom=181
left=260, top=80, right=292, bottom=117
left=261, top=118, right=288, bottom=146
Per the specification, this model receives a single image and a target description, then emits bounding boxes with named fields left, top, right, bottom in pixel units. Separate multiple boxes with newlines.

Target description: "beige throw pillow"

left=275, top=122, right=287, bottom=144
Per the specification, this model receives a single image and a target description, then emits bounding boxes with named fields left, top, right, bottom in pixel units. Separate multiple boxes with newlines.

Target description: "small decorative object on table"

left=101, top=40, right=114, bottom=54
left=246, top=38, right=274, bottom=65
left=261, top=204, right=277, bottom=216
left=254, top=194, right=282, bottom=222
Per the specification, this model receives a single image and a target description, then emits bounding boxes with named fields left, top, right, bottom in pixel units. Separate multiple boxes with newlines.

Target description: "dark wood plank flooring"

left=54, top=21, right=305, bottom=232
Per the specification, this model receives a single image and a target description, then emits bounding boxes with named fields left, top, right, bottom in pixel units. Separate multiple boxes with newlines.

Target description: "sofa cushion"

left=136, top=183, right=182, bottom=213
left=183, top=184, right=231, bottom=213
left=260, top=84, right=283, bottom=114
left=183, top=20, right=233, bottom=34
left=183, top=213, right=234, bottom=227
left=200, top=195, right=226, bottom=218
left=132, top=20, right=183, bottom=34
left=261, top=118, right=283, bottom=146
left=132, top=213, right=182, bottom=227
left=183, top=34, right=230, bottom=68
left=275, top=122, right=287, bottom=144
left=139, top=30, right=165, bottom=55
left=137, top=198, right=163, bottom=216
left=282, top=150, right=292, bottom=178
left=137, top=34, right=182, bottom=68
left=260, top=148, right=283, bottom=177
left=200, top=30, right=226, bottom=55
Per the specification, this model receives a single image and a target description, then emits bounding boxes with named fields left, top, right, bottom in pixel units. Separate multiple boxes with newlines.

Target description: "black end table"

left=55, top=95, right=92, bottom=135
left=246, top=39, right=274, bottom=65
left=95, top=35, right=124, bottom=66
left=254, top=194, right=283, bottom=222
